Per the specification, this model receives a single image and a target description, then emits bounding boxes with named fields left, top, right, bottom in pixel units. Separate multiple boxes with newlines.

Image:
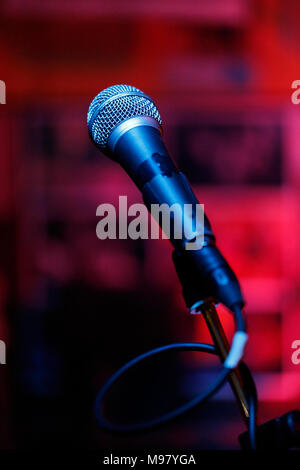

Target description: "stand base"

left=239, top=410, right=300, bottom=449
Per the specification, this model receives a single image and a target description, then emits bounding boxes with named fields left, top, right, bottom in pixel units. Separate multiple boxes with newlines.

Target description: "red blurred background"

left=1, top=0, right=300, bottom=450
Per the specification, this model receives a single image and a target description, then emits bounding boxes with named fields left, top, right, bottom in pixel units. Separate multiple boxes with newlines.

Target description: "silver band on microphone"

left=108, top=116, right=162, bottom=152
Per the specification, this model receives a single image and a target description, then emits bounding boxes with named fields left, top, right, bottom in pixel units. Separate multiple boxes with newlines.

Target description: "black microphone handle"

left=114, top=124, right=245, bottom=311
left=115, top=125, right=214, bottom=243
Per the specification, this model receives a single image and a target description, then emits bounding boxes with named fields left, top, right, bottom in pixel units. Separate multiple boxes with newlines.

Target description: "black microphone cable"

left=94, top=342, right=231, bottom=433
left=93, top=306, right=257, bottom=449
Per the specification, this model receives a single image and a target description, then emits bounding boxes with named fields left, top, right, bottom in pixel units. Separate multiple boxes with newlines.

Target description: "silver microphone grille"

left=87, top=84, right=162, bottom=150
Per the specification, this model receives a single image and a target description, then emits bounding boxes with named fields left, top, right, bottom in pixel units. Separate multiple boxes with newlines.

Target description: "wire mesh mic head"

left=87, top=84, right=162, bottom=152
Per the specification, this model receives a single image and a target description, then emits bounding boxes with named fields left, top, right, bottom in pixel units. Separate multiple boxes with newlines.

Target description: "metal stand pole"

left=200, top=302, right=249, bottom=422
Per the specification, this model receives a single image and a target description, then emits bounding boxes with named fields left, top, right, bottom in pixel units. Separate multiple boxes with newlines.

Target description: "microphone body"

left=113, top=123, right=244, bottom=311
left=115, top=124, right=214, bottom=243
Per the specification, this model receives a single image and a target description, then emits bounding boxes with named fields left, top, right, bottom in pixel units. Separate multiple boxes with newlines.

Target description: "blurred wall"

left=1, top=0, right=300, bottom=449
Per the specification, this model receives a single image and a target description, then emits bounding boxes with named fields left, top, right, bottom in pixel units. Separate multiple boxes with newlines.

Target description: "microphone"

left=87, top=84, right=244, bottom=316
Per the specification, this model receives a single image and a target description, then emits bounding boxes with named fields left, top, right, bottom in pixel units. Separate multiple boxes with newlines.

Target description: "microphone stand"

left=199, top=301, right=249, bottom=423
left=172, top=249, right=250, bottom=424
